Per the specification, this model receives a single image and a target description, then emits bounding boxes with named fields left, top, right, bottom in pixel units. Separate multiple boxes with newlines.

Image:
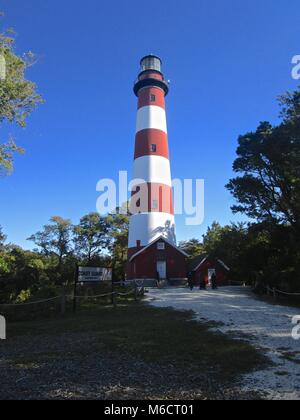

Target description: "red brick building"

left=189, top=255, right=230, bottom=286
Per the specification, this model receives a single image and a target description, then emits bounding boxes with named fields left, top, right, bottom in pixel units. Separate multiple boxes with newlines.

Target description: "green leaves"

left=73, top=212, right=109, bottom=262
left=28, top=216, right=73, bottom=262
left=179, top=238, right=204, bottom=261
left=227, top=88, right=300, bottom=229
left=0, top=138, right=24, bottom=175
left=0, top=14, right=43, bottom=175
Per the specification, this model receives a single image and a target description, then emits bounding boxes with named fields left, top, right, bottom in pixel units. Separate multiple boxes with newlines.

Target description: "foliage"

left=179, top=238, right=204, bottom=261
left=73, top=212, right=108, bottom=262
left=28, top=216, right=72, bottom=261
left=0, top=224, right=6, bottom=248
left=105, top=204, right=129, bottom=280
left=0, top=245, right=59, bottom=303
left=27, top=216, right=73, bottom=284
left=0, top=13, right=43, bottom=174
left=0, top=207, right=130, bottom=303
left=226, top=88, right=300, bottom=233
left=225, top=87, right=300, bottom=289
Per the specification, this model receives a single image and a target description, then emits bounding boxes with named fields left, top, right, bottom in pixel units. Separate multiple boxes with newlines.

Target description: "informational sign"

left=78, top=267, right=112, bottom=283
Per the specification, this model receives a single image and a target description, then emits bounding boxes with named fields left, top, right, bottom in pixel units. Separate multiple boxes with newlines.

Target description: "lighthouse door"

left=157, top=261, right=167, bottom=280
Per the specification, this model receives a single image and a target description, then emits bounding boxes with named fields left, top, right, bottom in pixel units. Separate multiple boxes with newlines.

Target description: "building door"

left=208, top=269, right=216, bottom=286
left=157, top=261, right=167, bottom=280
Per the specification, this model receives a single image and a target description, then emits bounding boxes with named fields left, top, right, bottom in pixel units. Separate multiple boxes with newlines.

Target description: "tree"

left=202, top=222, right=253, bottom=282
left=226, top=88, right=300, bottom=288
left=0, top=13, right=43, bottom=174
left=28, top=216, right=73, bottom=280
left=226, top=88, right=300, bottom=234
left=105, top=205, right=129, bottom=280
left=179, top=238, right=204, bottom=261
left=202, top=222, right=247, bottom=261
left=73, top=212, right=108, bottom=262
left=0, top=225, right=6, bottom=248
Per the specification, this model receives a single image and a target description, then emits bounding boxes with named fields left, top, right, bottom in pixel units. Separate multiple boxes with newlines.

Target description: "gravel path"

left=148, top=286, right=300, bottom=400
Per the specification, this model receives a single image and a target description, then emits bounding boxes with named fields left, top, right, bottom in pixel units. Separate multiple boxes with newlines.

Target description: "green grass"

left=7, top=302, right=267, bottom=385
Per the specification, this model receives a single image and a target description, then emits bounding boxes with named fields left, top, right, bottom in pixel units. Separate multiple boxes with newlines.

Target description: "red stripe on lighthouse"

left=134, top=129, right=169, bottom=159
left=138, top=87, right=165, bottom=109
left=139, top=71, right=163, bottom=81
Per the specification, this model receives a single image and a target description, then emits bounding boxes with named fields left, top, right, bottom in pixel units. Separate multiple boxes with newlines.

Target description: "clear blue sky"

left=0, top=0, right=299, bottom=249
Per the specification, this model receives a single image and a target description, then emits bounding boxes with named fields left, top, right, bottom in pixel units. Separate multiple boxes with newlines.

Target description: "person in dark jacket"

left=187, top=272, right=194, bottom=291
left=156, top=270, right=161, bottom=288
left=211, top=272, right=218, bottom=290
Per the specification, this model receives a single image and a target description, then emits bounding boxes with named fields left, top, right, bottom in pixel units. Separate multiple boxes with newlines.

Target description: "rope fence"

left=0, top=282, right=145, bottom=313
left=266, top=285, right=300, bottom=297
left=0, top=296, right=61, bottom=307
left=1, top=279, right=299, bottom=312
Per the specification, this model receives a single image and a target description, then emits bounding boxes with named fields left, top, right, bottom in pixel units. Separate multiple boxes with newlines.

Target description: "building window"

left=150, top=94, right=156, bottom=102
left=150, top=144, right=157, bottom=153
left=157, top=242, right=165, bottom=250
left=152, top=199, right=158, bottom=210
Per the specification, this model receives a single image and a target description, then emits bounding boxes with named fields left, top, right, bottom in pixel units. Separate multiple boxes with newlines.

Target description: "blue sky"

left=0, top=0, right=299, bottom=249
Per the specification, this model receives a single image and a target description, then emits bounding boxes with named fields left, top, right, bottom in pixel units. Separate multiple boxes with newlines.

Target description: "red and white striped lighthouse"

left=127, top=55, right=187, bottom=282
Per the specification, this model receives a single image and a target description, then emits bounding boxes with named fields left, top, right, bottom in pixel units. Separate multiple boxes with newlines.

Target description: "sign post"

left=73, top=266, right=112, bottom=313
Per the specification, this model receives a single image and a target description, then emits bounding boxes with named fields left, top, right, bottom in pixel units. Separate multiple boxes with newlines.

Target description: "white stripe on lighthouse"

left=128, top=212, right=176, bottom=248
left=132, top=155, right=172, bottom=187
left=136, top=105, right=167, bottom=134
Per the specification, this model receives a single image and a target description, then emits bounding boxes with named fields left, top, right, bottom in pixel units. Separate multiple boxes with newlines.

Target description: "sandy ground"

left=148, top=286, right=300, bottom=400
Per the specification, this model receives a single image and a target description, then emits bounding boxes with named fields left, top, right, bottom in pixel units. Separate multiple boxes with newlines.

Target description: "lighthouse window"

left=152, top=199, right=158, bottom=209
left=151, top=144, right=157, bottom=153
left=150, top=94, right=156, bottom=102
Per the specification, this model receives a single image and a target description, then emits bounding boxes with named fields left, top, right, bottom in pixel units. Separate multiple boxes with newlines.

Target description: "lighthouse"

left=127, top=55, right=187, bottom=283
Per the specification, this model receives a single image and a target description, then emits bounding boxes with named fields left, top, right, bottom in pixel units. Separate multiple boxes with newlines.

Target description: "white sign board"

left=78, top=267, right=112, bottom=283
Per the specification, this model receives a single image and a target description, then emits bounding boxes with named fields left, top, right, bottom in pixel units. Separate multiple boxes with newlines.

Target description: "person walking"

left=156, top=270, right=161, bottom=288
left=187, top=271, right=194, bottom=291
left=211, top=272, right=218, bottom=290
